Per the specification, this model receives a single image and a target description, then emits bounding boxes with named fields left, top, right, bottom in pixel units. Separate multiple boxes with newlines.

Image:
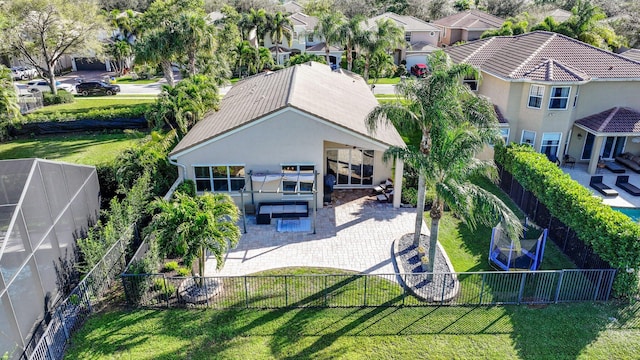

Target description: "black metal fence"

left=498, top=167, right=611, bottom=269
left=25, top=226, right=135, bottom=360
left=121, top=269, right=616, bottom=309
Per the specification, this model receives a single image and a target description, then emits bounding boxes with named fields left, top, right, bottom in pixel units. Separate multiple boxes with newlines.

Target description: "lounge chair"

left=605, top=162, right=626, bottom=173
left=615, top=176, right=640, bottom=196
left=589, top=176, right=618, bottom=197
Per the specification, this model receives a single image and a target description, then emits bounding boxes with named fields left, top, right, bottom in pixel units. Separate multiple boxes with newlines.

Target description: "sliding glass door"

left=326, top=149, right=374, bottom=186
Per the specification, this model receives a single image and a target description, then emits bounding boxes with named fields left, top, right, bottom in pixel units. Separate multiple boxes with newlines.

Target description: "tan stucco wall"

left=410, top=31, right=439, bottom=45
left=574, top=81, right=640, bottom=118
left=171, top=109, right=395, bottom=208
left=463, top=30, right=485, bottom=42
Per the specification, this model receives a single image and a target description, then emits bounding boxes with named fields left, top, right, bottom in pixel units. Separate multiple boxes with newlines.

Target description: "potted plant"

left=421, top=256, right=429, bottom=272
left=417, top=245, right=426, bottom=258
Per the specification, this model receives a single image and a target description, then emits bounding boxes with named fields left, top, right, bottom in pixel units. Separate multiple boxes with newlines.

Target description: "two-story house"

left=366, top=12, right=441, bottom=68
left=434, top=10, right=504, bottom=47
left=445, top=31, right=640, bottom=174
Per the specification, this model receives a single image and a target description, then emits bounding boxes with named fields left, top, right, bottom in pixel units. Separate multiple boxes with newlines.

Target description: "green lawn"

left=368, top=77, right=401, bottom=84
left=32, top=98, right=155, bottom=115
left=114, top=76, right=160, bottom=84
left=65, top=302, right=640, bottom=359
left=0, top=132, right=142, bottom=165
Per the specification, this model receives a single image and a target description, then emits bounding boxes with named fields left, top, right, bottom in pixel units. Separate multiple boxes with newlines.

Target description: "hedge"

left=495, top=144, right=640, bottom=297
left=22, top=104, right=150, bottom=123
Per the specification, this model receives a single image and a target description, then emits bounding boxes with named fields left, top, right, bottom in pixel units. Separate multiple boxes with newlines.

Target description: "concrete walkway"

left=206, top=192, right=419, bottom=276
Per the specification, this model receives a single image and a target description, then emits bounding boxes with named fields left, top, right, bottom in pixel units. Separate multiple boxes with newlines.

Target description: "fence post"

left=244, top=276, right=249, bottom=309
left=57, top=307, right=70, bottom=341
left=518, top=272, right=527, bottom=304
left=363, top=275, right=368, bottom=307
left=479, top=273, right=486, bottom=305
left=163, top=275, right=170, bottom=308
left=45, top=334, right=56, bottom=360
left=593, top=270, right=604, bottom=301
left=440, top=274, right=447, bottom=305
left=554, top=270, right=564, bottom=303
left=285, top=276, right=289, bottom=307
left=402, top=274, right=407, bottom=306
left=324, top=275, right=328, bottom=307
left=604, top=270, right=616, bottom=301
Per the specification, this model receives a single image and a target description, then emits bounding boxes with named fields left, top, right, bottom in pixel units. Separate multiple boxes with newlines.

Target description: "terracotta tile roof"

left=445, top=31, right=640, bottom=81
left=170, top=62, right=405, bottom=156
left=575, top=107, right=640, bottom=133
left=433, top=10, right=504, bottom=30
left=366, top=12, right=441, bottom=32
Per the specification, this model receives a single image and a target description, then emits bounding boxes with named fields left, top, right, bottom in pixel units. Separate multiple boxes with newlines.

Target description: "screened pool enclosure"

left=0, top=159, right=100, bottom=358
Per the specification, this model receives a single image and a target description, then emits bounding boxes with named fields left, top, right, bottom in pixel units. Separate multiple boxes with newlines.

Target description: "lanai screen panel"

left=0, top=159, right=100, bottom=358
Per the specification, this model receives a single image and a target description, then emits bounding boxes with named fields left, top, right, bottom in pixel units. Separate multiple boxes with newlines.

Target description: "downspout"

left=168, top=157, right=188, bottom=193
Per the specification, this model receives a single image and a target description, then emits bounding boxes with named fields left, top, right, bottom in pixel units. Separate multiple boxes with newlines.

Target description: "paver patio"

left=206, top=190, right=422, bottom=276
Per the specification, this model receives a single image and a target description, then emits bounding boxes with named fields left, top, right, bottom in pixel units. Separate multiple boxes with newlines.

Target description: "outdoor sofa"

left=256, top=201, right=309, bottom=224
left=615, top=152, right=640, bottom=173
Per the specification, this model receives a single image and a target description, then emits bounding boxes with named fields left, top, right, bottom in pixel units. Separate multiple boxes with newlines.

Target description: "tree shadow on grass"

left=0, top=134, right=129, bottom=162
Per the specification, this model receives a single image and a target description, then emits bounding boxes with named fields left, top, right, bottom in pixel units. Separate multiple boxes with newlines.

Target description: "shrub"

left=22, top=104, right=149, bottom=123
left=43, top=90, right=75, bottom=106
left=495, top=143, right=640, bottom=297
left=174, top=179, right=196, bottom=197
left=152, top=278, right=176, bottom=297
left=163, top=261, right=179, bottom=272
left=176, top=267, right=190, bottom=277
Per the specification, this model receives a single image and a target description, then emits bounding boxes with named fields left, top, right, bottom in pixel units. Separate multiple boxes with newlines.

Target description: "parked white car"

left=11, top=66, right=38, bottom=80
left=26, top=79, right=74, bottom=93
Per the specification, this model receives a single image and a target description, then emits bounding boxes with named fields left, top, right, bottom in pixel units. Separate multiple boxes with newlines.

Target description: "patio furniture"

left=615, top=152, right=640, bottom=173
left=615, top=175, right=640, bottom=196
left=256, top=201, right=309, bottom=224
left=376, top=189, right=394, bottom=203
left=561, top=154, right=576, bottom=168
left=605, top=162, right=626, bottom=173
left=589, top=176, right=618, bottom=197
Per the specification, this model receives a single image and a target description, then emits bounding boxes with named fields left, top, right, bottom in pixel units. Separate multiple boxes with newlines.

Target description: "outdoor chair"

left=615, top=175, right=640, bottom=196
left=562, top=155, right=576, bottom=168
left=589, top=176, right=618, bottom=197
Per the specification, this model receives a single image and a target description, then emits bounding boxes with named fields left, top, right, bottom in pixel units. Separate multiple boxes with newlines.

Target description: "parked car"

left=26, top=79, right=74, bottom=93
left=11, top=66, right=38, bottom=80
left=75, top=81, right=121, bottom=96
left=410, top=63, right=428, bottom=77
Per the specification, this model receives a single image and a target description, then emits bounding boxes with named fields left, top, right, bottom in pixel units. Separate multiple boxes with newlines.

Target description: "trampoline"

left=489, top=222, right=548, bottom=271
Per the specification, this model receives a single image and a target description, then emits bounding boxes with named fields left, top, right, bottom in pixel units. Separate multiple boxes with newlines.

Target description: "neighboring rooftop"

left=366, top=12, right=441, bottom=32
left=305, top=42, right=341, bottom=52
left=283, top=1, right=304, bottom=14
left=575, top=107, right=640, bottom=134
left=621, top=49, right=640, bottom=62
left=289, top=12, right=318, bottom=30
left=170, top=62, right=404, bottom=156
left=545, top=8, right=572, bottom=23
left=445, top=31, right=640, bottom=81
left=433, top=10, right=504, bottom=30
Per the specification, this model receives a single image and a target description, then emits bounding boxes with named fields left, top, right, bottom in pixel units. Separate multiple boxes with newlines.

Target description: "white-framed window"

left=521, top=130, right=536, bottom=146
left=404, top=32, right=411, bottom=42
left=281, top=164, right=315, bottom=193
left=500, top=128, right=510, bottom=144
left=540, top=132, right=562, bottom=158
left=307, top=33, right=314, bottom=42
left=528, top=85, right=544, bottom=109
left=548, top=86, right=570, bottom=109
left=194, top=165, right=245, bottom=193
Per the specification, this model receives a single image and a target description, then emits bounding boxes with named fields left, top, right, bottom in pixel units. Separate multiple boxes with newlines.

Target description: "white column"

left=587, top=135, right=604, bottom=174
left=393, top=157, right=404, bottom=208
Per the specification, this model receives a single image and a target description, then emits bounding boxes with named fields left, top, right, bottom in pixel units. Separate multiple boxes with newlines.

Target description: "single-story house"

left=168, top=62, right=405, bottom=209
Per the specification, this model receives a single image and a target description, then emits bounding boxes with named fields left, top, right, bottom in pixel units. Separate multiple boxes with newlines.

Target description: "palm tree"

left=269, top=11, right=293, bottom=65
left=337, top=14, right=365, bottom=71
left=366, top=51, right=510, bottom=248
left=314, top=12, right=346, bottom=65
left=232, top=41, right=260, bottom=76
left=359, top=18, right=404, bottom=81
left=175, top=12, right=217, bottom=76
left=257, top=46, right=275, bottom=71
left=248, top=8, right=269, bottom=46
left=149, top=192, right=241, bottom=284
left=134, top=30, right=177, bottom=86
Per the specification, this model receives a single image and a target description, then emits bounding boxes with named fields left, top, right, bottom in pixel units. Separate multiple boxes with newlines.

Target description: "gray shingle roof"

left=575, top=107, right=640, bottom=134
left=170, top=62, right=405, bottom=156
left=445, top=31, right=640, bottom=81
left=367, top=12, right=441, bottom=32
left=290, top=12, right=317, bottom=30
left=433, top=10, right=504, bottom=30
left=621, top=49, right=640, bottom=62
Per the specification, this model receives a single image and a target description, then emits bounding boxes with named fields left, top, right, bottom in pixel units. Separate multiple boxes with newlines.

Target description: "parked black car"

left=75, top=81, right=121, bottom=96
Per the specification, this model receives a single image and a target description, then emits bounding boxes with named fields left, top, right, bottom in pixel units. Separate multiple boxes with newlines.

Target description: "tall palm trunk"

left=161, top=60, right=175, bottom=87
left=363, top=56, right=370, bottom=82
left=325, top=47, right=331, bottom=66
left=346, top=41, right=354, bottom=71
left=188, top=53, right=197, bottom=76
left=275, top=43, right=280, bottom=66
left=413, top=173, right=426, bottom=247
left=427, top=201, right=443, bottom=279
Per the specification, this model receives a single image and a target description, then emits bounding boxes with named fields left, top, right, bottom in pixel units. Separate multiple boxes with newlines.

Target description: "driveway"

left=207, top=190, right=420, bottom=276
